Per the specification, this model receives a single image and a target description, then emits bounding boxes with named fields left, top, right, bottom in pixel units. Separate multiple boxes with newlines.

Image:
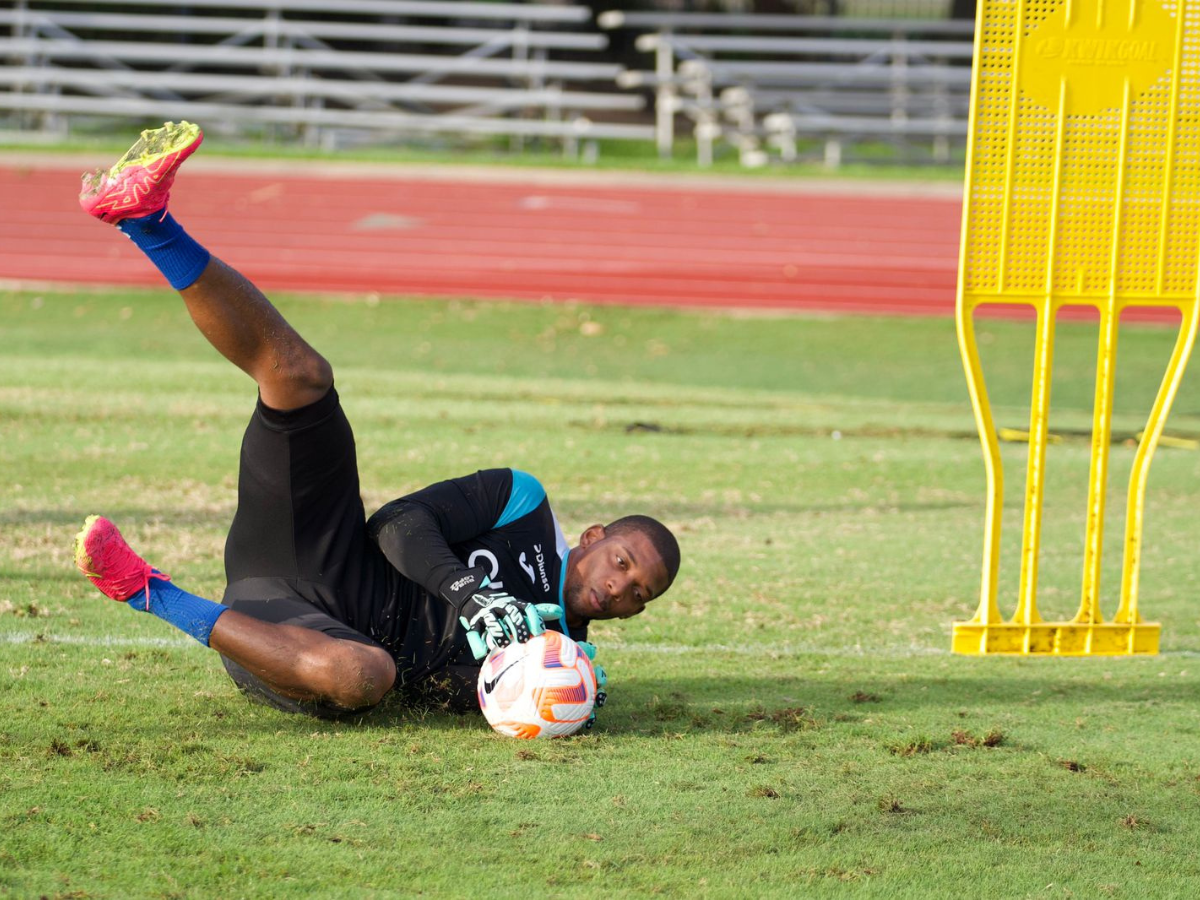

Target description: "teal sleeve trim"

left=495, top=469, right=546, bottom=529
left=557, top=548, right=572, bottom=641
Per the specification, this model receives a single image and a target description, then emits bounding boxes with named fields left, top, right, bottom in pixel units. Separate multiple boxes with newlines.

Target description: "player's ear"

left=578, top=524, right=606, bottom=548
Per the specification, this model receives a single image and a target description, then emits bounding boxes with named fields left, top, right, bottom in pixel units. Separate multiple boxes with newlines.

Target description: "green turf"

left=4, top=288, right=1200, bottom=898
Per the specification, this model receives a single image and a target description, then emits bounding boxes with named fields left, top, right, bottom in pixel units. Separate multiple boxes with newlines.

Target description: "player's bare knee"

left=303, top=352, right=334, bottom=394
left=256, top=348, right=333, bottom=410
left=275, top=348, right=332, bottom=395
left=313, top=642, right=393, bottom=710
left=357, top=646, right=397, bottom=706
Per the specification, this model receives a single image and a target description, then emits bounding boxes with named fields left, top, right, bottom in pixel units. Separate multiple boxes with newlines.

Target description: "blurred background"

left=0, top=0, right=979, bottom=170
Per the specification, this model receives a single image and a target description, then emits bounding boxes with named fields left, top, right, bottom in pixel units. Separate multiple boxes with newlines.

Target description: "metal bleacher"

left=599, top=9, right=974, bottom=167
left=0, top=1, right=975, bottom=168
left=0, top=0, right=653, bottom=153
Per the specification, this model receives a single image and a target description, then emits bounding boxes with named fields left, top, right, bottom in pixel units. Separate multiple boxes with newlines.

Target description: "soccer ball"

left=477, top=630, right=597, bottom=739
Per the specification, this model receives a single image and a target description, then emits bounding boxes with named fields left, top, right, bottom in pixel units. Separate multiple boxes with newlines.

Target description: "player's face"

left=564, top=526, right=670, bottom=626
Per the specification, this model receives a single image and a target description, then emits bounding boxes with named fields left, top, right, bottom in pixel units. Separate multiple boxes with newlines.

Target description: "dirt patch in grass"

left=886, top=738, right=934, bottom=756
left=747, top=706, right=820, bottom=732
left=951, top=728, right=1004, bottom=748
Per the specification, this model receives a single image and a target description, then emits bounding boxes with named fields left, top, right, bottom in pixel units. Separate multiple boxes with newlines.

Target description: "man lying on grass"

left=72, top=121, right=680, bottom=722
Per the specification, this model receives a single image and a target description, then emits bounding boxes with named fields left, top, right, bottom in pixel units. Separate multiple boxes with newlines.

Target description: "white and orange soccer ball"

left=477, top=630, right=597, bottom=739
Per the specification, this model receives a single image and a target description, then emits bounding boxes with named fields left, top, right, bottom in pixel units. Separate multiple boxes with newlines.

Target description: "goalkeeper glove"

left=576, top=640, right=608, bottom=729
left=460, top=592, right=562, bottom=660
left=442, top=565, right=562, bottom=660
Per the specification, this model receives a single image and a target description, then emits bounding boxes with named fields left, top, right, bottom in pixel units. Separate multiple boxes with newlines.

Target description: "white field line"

left=5, top=630, right=1200, bottom=658
left=3, top=632, right=195, bottom=648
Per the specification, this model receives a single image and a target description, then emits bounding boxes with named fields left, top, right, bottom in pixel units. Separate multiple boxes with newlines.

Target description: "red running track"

left=0, top=158, right=964, bottom=315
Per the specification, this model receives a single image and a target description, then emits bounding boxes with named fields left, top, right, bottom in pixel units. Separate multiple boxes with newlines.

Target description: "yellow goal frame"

left=953, top=0, right=1200, bottom=655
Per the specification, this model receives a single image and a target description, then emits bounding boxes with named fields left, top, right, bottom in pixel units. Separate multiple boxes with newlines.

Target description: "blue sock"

left=117, top=212, right=211, bottom=290
left=127, top=575, right=228, bottom=647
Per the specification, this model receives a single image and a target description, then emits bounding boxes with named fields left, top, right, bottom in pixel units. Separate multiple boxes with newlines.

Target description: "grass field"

left=0, top=130, right=966, bottom=182
left=4, top=287, right=1200, bottom=898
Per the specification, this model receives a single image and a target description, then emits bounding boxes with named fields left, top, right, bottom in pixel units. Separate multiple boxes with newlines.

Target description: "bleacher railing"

left=0, top=0, right=651, bottom=152
left=600, top=10, right=974, bottom=167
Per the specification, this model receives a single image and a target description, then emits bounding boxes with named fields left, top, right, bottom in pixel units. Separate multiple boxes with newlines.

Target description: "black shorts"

left=219, top=386, right=393, bottom=718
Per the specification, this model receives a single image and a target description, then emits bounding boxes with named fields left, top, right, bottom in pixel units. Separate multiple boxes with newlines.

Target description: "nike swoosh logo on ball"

left=483, top=657, right=521, bottom=694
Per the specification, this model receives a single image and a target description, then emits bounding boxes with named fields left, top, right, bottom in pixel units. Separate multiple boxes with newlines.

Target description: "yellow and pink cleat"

left=79, top=121, right=203, bottom=224
left=73, top=515, right=169, bottom=608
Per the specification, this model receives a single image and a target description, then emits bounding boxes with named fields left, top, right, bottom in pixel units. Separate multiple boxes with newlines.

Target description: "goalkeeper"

left=72, top=122, right=680, bottom=720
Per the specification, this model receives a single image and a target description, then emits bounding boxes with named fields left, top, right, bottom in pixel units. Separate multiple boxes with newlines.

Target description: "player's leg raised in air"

left=75, top=122, right=396, bottom=715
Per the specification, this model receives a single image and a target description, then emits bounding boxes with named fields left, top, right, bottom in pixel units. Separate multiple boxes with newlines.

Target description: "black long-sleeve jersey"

left=364, top=468, right=588, bottom=704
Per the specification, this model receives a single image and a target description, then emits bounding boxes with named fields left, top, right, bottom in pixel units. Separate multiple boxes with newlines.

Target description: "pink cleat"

left=73, top=515, right=169, bottom=609
left=79, top=121, right=203, bottom=224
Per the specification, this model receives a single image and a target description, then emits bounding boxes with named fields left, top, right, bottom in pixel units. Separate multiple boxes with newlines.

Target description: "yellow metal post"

left=1016, top=301, right=1054, bottom=632
left=952, top=0, right=1200, bottom=656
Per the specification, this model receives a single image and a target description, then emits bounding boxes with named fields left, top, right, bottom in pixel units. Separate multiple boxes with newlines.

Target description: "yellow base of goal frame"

left=951, top=0, right=1200, bottom=656
left=952, top=622, right=1160, bottom=657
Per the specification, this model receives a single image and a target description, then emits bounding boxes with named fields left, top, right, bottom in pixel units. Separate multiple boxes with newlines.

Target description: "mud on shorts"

left=219, top=386, right=393, bottom=720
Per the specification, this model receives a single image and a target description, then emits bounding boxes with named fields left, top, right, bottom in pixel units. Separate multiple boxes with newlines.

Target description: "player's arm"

left=367, top=469, right=558, bottom=656
left=366, top=469, right=505, bottom=599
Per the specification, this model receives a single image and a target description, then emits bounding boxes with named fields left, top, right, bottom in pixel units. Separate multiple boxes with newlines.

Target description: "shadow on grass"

left=11, top=665, right=1198, bottom=765
left=503, top=672, right=1200, bottom=739
left=214, top=669, right=1200, bottom=740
